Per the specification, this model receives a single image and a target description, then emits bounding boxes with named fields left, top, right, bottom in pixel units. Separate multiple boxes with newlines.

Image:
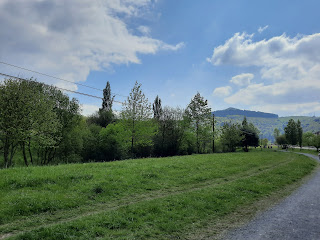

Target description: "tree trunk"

left=131, top=119, right=135, bottom=158
left=196, top=122, right=199, bottom=154
left=21, top=142, right=29, bottom=167
left=28, top=138, right=33, bottom=165
left=212, top=114, right=215, bottom=153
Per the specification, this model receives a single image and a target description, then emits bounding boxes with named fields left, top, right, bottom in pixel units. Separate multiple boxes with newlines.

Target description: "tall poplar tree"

left=101, top=81, right=115, bottom=112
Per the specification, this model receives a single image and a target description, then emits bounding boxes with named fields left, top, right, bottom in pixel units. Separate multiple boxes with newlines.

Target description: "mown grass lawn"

left=0, top=151, right=317, bottom=239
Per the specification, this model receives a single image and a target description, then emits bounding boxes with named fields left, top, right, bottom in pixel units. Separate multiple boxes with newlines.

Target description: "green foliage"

left=215, top=116, right=320, bottom=143
left=0, top=79, right=61, bottom=168
left=185, top=92, right=212, bottom=153
left=284, top=119, right=298, bottom=145
left=99, top=122, right=130, bottom=160
left=274, top=128, right=280, bottom=140
left=220, top=122, right=243, bottom=152
left=152, top=95, right=162, bottom=120
left=153, top=107, right=186, bottom=156
left=297, top=120, right=303, bottom=148
left=311, top=134, right=320, bottom=151
left=302, top=132, right=315, bottom=146
left=276, top=135, right=287, bottom=146
left=87, top=109, right=114, bottom=128
left=240, top=117, right=260, bottom=151
left=261, top=138, right=269, bottom=147
left=121, top=81, right=155, bottom=158
left=100, top=81, right=114, bottom=112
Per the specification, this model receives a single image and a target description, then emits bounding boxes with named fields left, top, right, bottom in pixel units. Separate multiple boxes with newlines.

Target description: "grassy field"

left=0, top=151, right=317, bottom=239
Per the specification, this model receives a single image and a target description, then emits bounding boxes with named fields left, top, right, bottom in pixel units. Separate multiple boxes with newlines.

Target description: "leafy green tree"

left=121, top=81, right=156, bottom=158
left=99, top=122, right=130, bottom=161
left=273, top=128, right=280, bottom=142
left=153, top=107, right=186, bottom=156
left=297, top=120, right=303, bottom=149
left=276, top=135, right=287, bottom=146
left=87, top=110, right=114, bottom=128
left=240, top=117, right=259, bottom=152
left=284, top=119, right=298, bottom=145
left=185, top=92, right=212, bottom=153
left=311, top=134, right=320, bottom=151
left=38, top=85, right=80, bottom=165
left=261, top=138, right=268, bottom=147
left=0, top=78, right=60, bottom=168
left=220, top=122, right=243, bottom=152
left=302, top=132, right=315, bottom=146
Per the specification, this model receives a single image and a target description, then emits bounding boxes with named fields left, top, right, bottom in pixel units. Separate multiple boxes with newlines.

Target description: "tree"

left=311, top=134, right=320, bottom=151
left=153, top=107, right=186, bottom=156
left=297, top=120, right=303, bottom=149
left=240, top=117, right=259, bottom=152
left=121, top=81, right=156, bottom=157
left=276, top=135, right=287, bottom=146
left=99, top=122, right=130, bottom=161
left=100, top=81, right=115, bottom=112
left=261, top=138, right=268, bottom=147
left=302, top=132, right=315, bottom=146
left=153, top=95, right=162, bottom=120
left=0, top=78, right=60, bottom=168
left=273, top=128, right=280, bottom=142
left=185, top=92, right=212, bottom=153
left=284, top=119, right=298, bottom=145
left=88, top=81, right=115, bottom=128
left=87, top=110, right=114, bottom=128
left=220, top=122, right=243, bottom=152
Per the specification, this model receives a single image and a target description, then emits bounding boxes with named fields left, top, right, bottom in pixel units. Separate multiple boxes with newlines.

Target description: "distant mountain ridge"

left=213, top=107, right=278, bottom=118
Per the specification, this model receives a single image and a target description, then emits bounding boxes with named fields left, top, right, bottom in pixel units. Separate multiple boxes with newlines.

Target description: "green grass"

left=0, top=151, right=317, bottom=239
left=287, top=148, right=319, bottom=156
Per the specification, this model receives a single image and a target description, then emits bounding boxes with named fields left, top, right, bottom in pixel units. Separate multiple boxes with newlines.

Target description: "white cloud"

left=81, top=104, right=100, bottom=116
left=137, top=25, right=151, bottom=35
left=208, top=32, right=320, bottom=115
left=212, top=86, right=232, bottom=97
left=230, top=73, right=254, bottom=86
left=258, top=25, right=269, bottom=33
left=0, top=0, right=183, bottom=90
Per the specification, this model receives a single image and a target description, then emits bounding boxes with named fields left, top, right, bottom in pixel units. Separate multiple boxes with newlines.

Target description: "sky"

left=0, top=0, right=320, bottom=117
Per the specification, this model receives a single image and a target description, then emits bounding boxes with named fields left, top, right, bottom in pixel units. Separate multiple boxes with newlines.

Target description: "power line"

left=0, top=72, right=125, bottom=104
left=0, top=60, right=127, bottom=98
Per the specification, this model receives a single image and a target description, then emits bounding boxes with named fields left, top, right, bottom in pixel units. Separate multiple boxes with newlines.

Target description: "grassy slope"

left=0, top=151, right=317, bottom=239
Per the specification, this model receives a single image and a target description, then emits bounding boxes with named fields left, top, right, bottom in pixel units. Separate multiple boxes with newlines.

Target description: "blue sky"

left=1, top=0, right=320, bottom=116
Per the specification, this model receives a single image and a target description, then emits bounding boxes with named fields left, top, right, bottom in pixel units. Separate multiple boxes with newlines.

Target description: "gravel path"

left=224, top=152, right=320, bottom=240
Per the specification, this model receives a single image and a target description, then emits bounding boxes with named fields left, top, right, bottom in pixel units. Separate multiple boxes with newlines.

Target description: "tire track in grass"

left=0, top=157, right=295, bottom=240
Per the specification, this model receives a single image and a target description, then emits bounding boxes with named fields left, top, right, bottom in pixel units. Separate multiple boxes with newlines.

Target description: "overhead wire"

left=0, top=60, right=127, bottom=98
left=0, top=72, right=125, bottom=104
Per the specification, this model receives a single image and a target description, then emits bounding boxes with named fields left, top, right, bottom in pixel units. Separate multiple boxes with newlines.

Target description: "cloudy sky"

left=0, top=0, right=320, bottom=117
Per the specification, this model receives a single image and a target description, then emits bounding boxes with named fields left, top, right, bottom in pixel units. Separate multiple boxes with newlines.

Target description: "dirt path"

left=224, top=152, right=320, bottom=240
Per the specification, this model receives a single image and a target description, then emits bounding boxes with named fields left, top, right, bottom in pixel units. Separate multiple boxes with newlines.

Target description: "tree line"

left=0, top=78, right=261, bottom=168
left=274, top=119, right=320, bottom=151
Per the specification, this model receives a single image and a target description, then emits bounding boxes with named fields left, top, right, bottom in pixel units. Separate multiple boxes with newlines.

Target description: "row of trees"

left=274, top=119, right=320, bottom=151
left=0, top=78, right=80, bottom=168
left=1, top=79, right=261, bottom=168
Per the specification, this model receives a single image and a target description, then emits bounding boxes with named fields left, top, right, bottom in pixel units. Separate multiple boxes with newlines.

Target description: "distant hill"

left=213, top=107, right=278, bottom=118
left=213, top=109, right=320, bottom=142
